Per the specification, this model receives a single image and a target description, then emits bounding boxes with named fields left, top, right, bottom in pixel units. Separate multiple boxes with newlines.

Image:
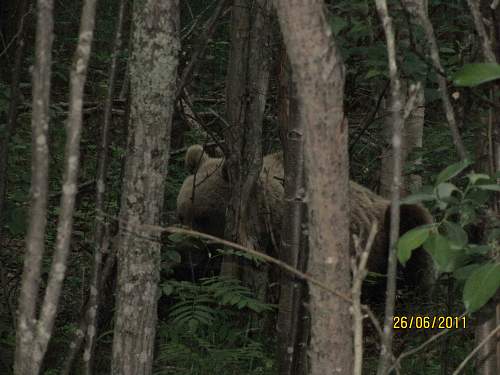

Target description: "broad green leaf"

left=423, top=233, right=454, bottom=272
left=453, top=63, right=500, bottom=87
left=475, top=184, right=500, bottom=192
left=463, top=263, right=500, bottom=312
left=401, top=192, right=435, bottom=204
left=443, top=221, right=468, bottom=250
left=436, top=182, right=458, bottom=200
left=465, top=244, right=491, bottom=256
left=397, top=226, right=431, bottom=265
left=467, top=173, right=491, bottom=184
left=436, top=159, right=472, bottom=185
left=453, top=264, right=481, bottom=281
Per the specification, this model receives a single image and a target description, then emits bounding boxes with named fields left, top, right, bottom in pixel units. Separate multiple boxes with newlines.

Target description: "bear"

left=176, top=144, right=434, bottom=291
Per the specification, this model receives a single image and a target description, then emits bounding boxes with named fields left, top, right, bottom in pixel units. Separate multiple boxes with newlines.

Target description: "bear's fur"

left=176, top=144, right=434, bottom=289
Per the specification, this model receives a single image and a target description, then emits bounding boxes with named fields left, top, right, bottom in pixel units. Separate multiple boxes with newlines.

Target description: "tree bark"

left=375, top=0, right=405, bottom=373
left=15, top=0, right=98, bottom=373
left=274, top=1, right=352, bottom=374
left=380, top=83, right=424, bottom=198
left=111, top=1, right=179, bottom=374
left=14, top=0, right=54, bottom=373
left=276, top=46, right=307, bottom=375
left=83, top=1, right=127, bottom=373
left=221, top=0, right=271, bottom=298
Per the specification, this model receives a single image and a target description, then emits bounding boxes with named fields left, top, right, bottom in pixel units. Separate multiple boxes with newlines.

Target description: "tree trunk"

left=276, top=44, right=308, bottom=375
left=14, top=0, right=55, bottom=372
left=83, top=1, right=127, bottom=374
left=380, top=83, right=424, bottom=198
left=221, top=0, right=271, bottom=301
left=275, top=1, right=352, bottom=374
left=111, top=1, right=179, bottom=374
left=14, top=0, right=98, bottom=373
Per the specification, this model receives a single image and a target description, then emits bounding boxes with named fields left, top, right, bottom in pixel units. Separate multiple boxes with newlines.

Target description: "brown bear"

left=176, top=144, right=434, bottom=289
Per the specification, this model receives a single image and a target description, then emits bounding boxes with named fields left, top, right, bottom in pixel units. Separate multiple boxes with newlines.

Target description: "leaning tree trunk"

left=275, top=1, right=353, bottom=374
left=111, top=1, right=179, bottom=375
left=221, top=0, right=271, bottom=299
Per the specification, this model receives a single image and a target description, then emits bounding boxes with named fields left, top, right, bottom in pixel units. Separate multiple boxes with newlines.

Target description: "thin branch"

left=352, top=222, right=378, bottom=375
left=406, top=2, right=468, bottom=160
left=375, top=0, right=405, bottom=373
left=467, top=0, right=496, bottom=63
left=453, top=323, right=500, bottom=375
left=175, top=0, right=230, bottom=101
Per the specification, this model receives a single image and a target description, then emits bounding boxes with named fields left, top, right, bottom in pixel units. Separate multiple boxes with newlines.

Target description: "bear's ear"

left=185, top=145, right=208, bottom=173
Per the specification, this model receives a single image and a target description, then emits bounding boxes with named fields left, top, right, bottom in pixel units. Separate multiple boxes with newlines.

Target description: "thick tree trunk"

left=110, top=1, right=179, bottom=374
left=275, top=1, right=352, bottom=374
left=221, top=0, right=271, bottom=298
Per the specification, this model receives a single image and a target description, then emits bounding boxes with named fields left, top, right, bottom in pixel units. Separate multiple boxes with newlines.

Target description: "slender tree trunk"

left=375, top=0, right=405, bottom=373
left=464, top=2, right=499, bottom=374
left=221, top=0, right=271, bottom=297
left=276, top=46, right=307, bottom=375
left=15, top=0, right=98, bottom=373
left=111, top=1, right=179, bottom=374
left=380, top=83, right=424, bottom=198
left=275, top=1, right=352, bottom=374
left=14, top=0, right=54, bottom=372
left=83, top=1, right=127, bottom=374
left=408, top=1, right=467, bottom=160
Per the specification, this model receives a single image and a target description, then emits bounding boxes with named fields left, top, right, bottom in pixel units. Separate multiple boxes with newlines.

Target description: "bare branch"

left=453, top=324, right=500, bottom=375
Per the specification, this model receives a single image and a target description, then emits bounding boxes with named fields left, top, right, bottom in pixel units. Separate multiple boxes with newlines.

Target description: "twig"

left=452, top=323, right=500, bottom=374
left=352, top=222, right=378, bottom=375
left=407, top=2, right=468, bottom=160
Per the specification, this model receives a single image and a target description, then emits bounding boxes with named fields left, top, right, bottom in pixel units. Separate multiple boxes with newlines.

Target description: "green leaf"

left=436, top=182, right=458, bottom=200
left=474, top=184, right=500, bottom=192
left=453, top=63, right=500, bottom=87
left=423, top=233, right=454, bottom=272
left=436, top=159, right=472, bottom=185
left=453, top=264, right=481, bottom=281
left=463, top=263, right=500, bottom=312
left=401, top=192, right=436, bottom=204
left=467, top=173, right=491, bottom=184
left=397, top=226, right=431, bottom=265
left=443, top=221, right=468, bottom=250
